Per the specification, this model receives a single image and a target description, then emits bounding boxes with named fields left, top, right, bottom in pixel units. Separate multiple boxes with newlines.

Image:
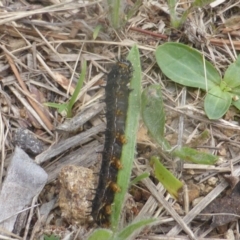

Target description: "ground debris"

left=58, top=165, right=94, bottom=225
left=0, top=147, right=47, bottom=233
left=202, top=177, right=240, bottom=228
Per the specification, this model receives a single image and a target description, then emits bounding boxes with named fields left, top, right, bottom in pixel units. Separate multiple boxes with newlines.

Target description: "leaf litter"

left=1, top=0, right=240, bottom=239
left=201, top=175, right=240, bottom=228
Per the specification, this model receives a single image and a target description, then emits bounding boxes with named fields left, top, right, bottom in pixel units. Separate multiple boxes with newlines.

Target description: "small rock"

left=14, top=128, right=44, bottom=155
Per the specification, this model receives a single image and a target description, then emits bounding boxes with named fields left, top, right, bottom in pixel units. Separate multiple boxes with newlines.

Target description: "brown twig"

left=210, top=37, right=240, bottom=50
left=129, top=26, right=168, bottom=40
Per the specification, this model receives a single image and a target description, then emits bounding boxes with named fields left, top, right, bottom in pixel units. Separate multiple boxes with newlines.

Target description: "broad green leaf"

left=156, top=43, right=221, bottom=90
left=223, top=54, right=240, bottom=89
left=230, top=86, right=240, bottom=110
left=87, top=229, right=113, bottom=240
left=115, top=219, right=156, bottom=240
left=231, top=85, right=240, bottom=95
left=150, top=156, right=183, bottom=199
left=174, top=147, right=218, bottom=165
left=141, top=85, right=170, bottom=151
left=232, top=98, right=240, bottom=110
left=204, top=86, right=232, bottom=119
left=111, top=45, right=141, bottom=231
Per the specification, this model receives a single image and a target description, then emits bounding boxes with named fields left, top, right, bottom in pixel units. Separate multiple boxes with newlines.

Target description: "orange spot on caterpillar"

left=111, top=157, right=123, bottom=169
left=104, top=205, right=112, bottom=215
left=115, top=109, right=123, bottom=116
left=109, top=182, right=121, bottom=192
left=119, top=134, right=127, bottom=144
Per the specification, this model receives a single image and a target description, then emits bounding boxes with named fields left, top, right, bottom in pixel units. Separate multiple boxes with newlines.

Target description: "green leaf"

left=67, top=60, right=86, bottom=117
left=167, top=0, right=181, bottom=28
left=156, top=43, right=221, bottom=90
left=44, top=61, right=86, bottom=117
left=150, top=156, right=183, bottom=199
left=44, top=235, right=60, bottom=240
left=231, top=85, right=240, bottom=96
left=44, top=102, right=68, bottom=116
left=204, top=85, right=232, bottom=119
left=130, top=172, right=150, bottom=186
left=192, top=0, right=215, bottom=7
left=87, top=229, right=113, bottom=240
left=232, top=98, right=240, bottom=110
left=107, top=0, right=121, bottom=28
left=219, top=80, right=232, bottom=92
left=173, top=147, right=219, bottom=165
left=223, top=54, right=240, bottom=89
left=110, top=45, right=141, bottom=231
left=93, top=25, right=102, bottom=40
left=141, top=85, right=170, bottom=151
left=115, top=219, right=156, bottom=240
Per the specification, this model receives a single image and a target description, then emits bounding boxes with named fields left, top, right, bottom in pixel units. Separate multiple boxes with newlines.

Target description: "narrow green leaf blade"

left=151, top=156, right=183, bottom=199
left=223, top=54, right=240, bottom=89
left=192, top=0, right=215, bottom=7
left=110, top=45, right=141, bottom=231
left=93, top=25, right=102, bottom=40
left=116, top=219, right=156, bottom=240
left=68, top=60, right=86, bottom=117
left=204, top=86, right=232, bottom=119
left=130, top=172, right=150, bottom=186
left=156, top=43, right=221, bottom=90
left=87, top=229, right=113, bottom=240
left=141, top=85, right=170, bottom=151
left=44, top=102, right=68, bottom=115
left=167, top=0, right=180, bottom=28
left=174, top=147, right=219, bottom=165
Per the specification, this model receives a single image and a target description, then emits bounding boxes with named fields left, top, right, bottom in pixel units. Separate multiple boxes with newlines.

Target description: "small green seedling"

left=156, top=42, right=240, bottom=119
left=106, top=0, right=141, bottom=29
left=167, top=0, right=215, bottom=28
left=45, top=60, right=86, bottom=118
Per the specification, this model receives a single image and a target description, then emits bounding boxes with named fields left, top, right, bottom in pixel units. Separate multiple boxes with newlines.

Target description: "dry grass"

left=1, top=0, right=240, bottom=239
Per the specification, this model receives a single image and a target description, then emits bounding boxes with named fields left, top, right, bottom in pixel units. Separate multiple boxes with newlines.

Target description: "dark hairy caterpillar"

left=91, top=59, right=133, bottom=226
